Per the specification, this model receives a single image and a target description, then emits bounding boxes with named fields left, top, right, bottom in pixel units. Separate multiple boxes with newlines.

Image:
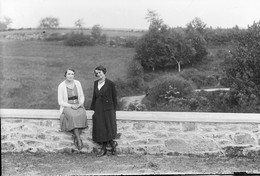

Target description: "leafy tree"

left=39, top=17, right=59, bottom=29
left=91, top=24, right=106, bottom=44
left=165, top=29, right=196, bottom=72
left=186, top=17, right=207, bottom=35
left=0, top=16, right=12, bottom=30
left=74, top=19, right=85, bottom=29
left=185, top=18, right=208, bottom=62
left=145, top=10, right=164, bottom=32
left=224, top=20, right=260, bottom=104
left=135, top=10, right=171, bottom=71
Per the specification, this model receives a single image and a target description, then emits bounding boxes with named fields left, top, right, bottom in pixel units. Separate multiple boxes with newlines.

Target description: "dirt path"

left=120, top=95, right=146, bottom=110
left=2, top=152, right=260, bottom=175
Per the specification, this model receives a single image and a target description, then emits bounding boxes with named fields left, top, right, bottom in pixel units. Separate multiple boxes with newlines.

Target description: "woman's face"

left=66, top=70, right=75, bottom=81
left=95, top=69, right=105, bottom=80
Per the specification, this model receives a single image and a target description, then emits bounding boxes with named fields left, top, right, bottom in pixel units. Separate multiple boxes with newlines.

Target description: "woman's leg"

left=73, top=128, right=83, bottom=150
left=97, top=142, right=107, bottom=157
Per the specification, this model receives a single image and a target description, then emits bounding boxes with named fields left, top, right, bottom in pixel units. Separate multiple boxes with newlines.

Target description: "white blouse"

left=98, top=81, right=105, bottom=90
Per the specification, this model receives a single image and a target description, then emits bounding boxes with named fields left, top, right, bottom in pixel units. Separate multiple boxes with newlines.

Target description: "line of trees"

left=134, top=11, right=208, bottom=72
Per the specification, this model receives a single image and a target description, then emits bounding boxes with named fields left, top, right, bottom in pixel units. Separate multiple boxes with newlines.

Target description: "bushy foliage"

left=186, top=30, right=208, bottom=63
left=205, top=26, right=246, bottom=46
left=115, top=59, right=145, bottom=97
left=179, top=68, right=218, bottom=88
left=39, top=17, right=59, bottom=29
left=91, top=24, right=107, bottom=44
left=147, top=76, right=194, bottom=105
left=64, top=32, right=95, bottom=46
left=109, top=36, right=138, bottom=48
left=44, top=33, right=68, bottom=41
left=134, top=12, right=208, bottom=72
left=0, top=16, right=12, bottom=30
left=223, top=20, right=260, bottom=106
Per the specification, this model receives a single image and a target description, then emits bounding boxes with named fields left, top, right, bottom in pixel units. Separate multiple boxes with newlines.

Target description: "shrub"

left=44, top=32, right=68, bottom=41
left=180, top=68, right=218, bottom=88
left=127, top=59, right=144, bottom=78
left=64, top=32, right=95, bottom=46
left=114, top=78, right=141, bottom=97
left=147, top=76, right=194, bottom=105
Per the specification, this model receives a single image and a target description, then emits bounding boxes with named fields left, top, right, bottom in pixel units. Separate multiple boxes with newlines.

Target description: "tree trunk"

left=177, top=61, right=181, bottom=72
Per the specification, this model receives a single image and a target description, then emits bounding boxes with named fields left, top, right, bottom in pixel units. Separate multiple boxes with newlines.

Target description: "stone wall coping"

left=1, top=109, right=260, bottom=123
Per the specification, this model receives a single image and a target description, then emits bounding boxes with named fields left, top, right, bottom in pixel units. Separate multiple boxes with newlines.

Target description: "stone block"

left=212, top=133, right=226, bottom=139
left=215, top=124, right=238, bottom=131
left=36, top=134, right=46, bottom=140
left=192, top=138, right=219, bottom=152
left=1, top=134, right=8, bottom=140
left=131, top=140, right=148, bottom=145
left=217, top=139, right=234, bottom=146
left=52, top=136, right=60, bottom=141
left=1, top=142, right=16, bottom=151
left=168, top=133, right=177, bottom=137
left=238, top=124, right=259, bottom=132
left=182, top=122, right=197, bottom=132
left=168, top=127, right=181, bottom=132
left=126, top=135, right=138, bottom=140
left=40, top=120, right=53, bottom=127
left=165, top=138, right=192, bottom=153
left=17, top=141, right=26, bottom=148
left=199, top=125, right=216, bottom=132
left=21, top=133, right=35, bottom=139
left=222, top=146, right=247, bottom=157
left=132, top=122, right=146, bottom=130
left=147, top=124, right=156, bottom=130
left=242, top=147, right=260, bottom=157
left=24, top=140, right=43, bottom=147
left=234, top=132, right=255, bottom=145
left=147, top=139, right=163, bottom=145
left=153, top=131, right=168, bottom=138
left=118, top=125, right=130, bottom=131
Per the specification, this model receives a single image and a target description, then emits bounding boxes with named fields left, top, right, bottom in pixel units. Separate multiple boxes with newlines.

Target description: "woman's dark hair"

left=94, top=65, right=107, bottom=74
left=64, top=68, right=75, bottom=77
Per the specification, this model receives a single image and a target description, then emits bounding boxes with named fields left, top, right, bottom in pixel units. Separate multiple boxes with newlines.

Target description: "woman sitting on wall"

left=58, top=68, right=88, bottom=151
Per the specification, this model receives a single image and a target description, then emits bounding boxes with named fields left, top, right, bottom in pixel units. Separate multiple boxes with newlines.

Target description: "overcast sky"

left=1, top=0, right=260, bottom=29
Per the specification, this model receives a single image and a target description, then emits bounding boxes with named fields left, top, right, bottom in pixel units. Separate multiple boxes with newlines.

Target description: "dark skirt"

left=92, top=98, right=117, bottom=143
left=60, top=107, right=88, bottom=132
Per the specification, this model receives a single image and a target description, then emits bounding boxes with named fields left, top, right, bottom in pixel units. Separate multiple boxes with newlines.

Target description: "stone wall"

left=1, top=109, right=260, bottom=156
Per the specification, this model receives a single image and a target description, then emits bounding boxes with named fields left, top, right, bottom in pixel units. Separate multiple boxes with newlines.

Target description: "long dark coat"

left=90, top=78, right=117, bottom=143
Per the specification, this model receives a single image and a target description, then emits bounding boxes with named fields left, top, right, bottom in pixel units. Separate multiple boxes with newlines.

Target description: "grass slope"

left=1, top=39, right=135, bottom=109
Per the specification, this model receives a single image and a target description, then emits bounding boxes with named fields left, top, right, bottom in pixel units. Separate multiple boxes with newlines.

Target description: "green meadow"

left=0, top=29, right=231, bottom=111
left=1, top=37, right=137, bottom=109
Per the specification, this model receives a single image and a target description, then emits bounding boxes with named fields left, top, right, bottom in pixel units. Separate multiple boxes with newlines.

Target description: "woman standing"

left=58, top=68, right=88, bottom=151
left=90, top=65, right=118, bottom=157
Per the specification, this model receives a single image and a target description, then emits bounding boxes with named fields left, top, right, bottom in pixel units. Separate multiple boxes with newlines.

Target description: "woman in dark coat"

left=90, top=65, right=118, bottom=157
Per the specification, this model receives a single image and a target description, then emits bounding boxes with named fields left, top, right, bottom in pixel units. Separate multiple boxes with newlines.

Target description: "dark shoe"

left=96, top=148, right=107, bottom=157
left=110, top=141, right=118, bottom=155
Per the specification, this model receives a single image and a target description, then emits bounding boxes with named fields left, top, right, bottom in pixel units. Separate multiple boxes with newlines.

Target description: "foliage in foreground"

left=223, top=20, right=260, bottom=110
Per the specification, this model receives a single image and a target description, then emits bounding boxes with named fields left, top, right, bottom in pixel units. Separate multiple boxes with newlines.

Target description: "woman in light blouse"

left=58, top=68, right=88, bottom=151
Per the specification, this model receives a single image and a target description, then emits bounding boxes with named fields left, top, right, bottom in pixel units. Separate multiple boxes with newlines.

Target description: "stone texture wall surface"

left=1, top=118, right=260, bottom=156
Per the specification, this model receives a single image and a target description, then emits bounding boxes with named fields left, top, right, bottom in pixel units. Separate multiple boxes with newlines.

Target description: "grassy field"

left=1, top=39, right=136, bottom=109
left=0, top=28, right=229, bottom=110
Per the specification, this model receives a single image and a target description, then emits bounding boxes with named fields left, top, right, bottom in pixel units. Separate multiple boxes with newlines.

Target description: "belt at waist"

left=68, top=96, right=78, bottom=100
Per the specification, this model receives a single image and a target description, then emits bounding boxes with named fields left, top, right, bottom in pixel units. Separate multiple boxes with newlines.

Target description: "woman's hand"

left=71, top=104, right=78, bottom=109
left=71, top=104, right=81, bottom=109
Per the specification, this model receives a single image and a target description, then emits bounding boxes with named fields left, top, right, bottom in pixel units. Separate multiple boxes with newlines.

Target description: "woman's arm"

left=58, top=84, right=72, bottom=108
left=90, top=82, right=96, bottom=110
left=77, top=81, right=85, bottom=107
left=111, top=81, right=117, bottom=110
